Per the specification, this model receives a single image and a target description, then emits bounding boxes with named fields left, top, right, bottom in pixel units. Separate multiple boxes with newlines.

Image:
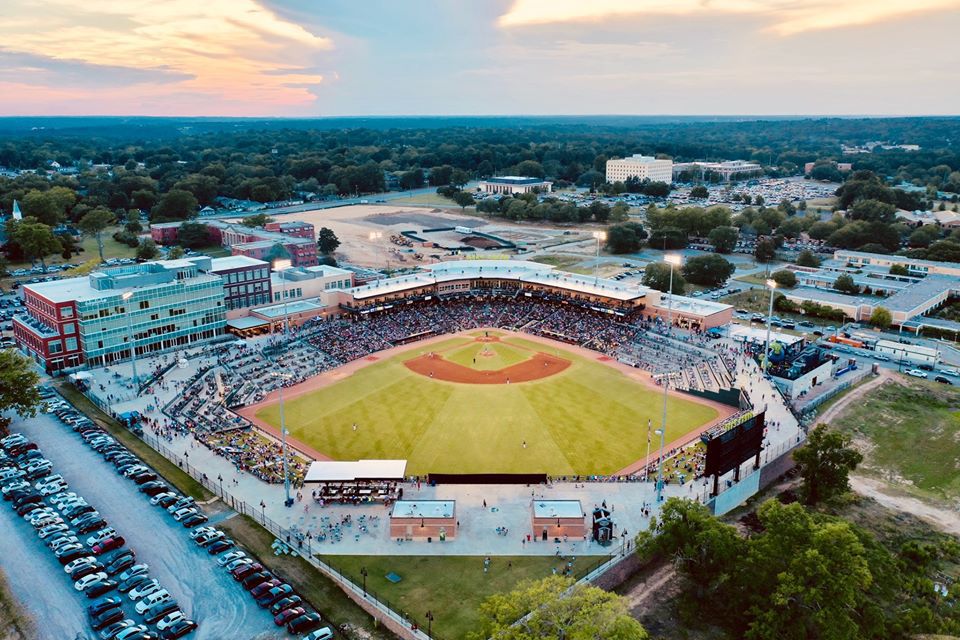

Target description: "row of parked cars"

left=51, top=387, right=334, bottom=639
left=39, top=388, right=198, bottom=639
left=180, top=522, right=332, bottom=638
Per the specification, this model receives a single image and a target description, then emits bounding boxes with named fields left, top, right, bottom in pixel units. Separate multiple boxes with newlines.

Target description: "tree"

left=136, top=239, right=159, bottom=261
left=241, top=213, right=275, bottom=228
left=265, top=243, right=291, bottom=264
left=151, top=189, right=198, bottom=222
left=9, top=219, right=61, bottom=271
left=833, top=273, right=860, bottom=294
left=317, top=227, right=340, bottom=254
left=58, top=233, right=79, bottom=260
left=771, top=269, right=797, bottom=288
left=452, top=191, right=475, bottom=210
left=690, top=185, right=709, bottom=199
left=399, top=168, right=425, bottom=190
left=869, top=306, right=892, bottom=329
left=795, top=249, right=820, bottom=268
left=754, top=238, right=777, bottom=263
left=708, top=226, right=739, bottom=253
left=848, top=198, right=896, bottom=224
left=605, top=222, right=647, bottom=254
left=124, top=209, right=143, bottom=234
left=889, top=264, right=909, bottom=276
left=792, top=424, right=863, bottom=505
left=609, top=201, right=630, bottom=223
left=176, top=221, right=212, bottom=249
left=78, top=207, right=116, bottom=262
left=21, top=186, right=76, bottom=226
left=168, top=246, right=185, bottom=259
left=450, top=168, right=470, bottom=187
left=0, top=350, right=42, bottom=433
left=514, top=160, right=545, bottom=178
left=469, top=575, right=647, bottom=640
left=643, top=262, right=686, bottom=294
left=682, top=255, right=735, bottom=287
left=908, top=225, right=941, bottom=248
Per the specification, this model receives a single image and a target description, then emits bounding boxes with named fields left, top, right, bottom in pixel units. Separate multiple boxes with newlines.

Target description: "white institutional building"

left=605, top=155, right=674, bottom=184
left=478, top=176, right=553, bottom=195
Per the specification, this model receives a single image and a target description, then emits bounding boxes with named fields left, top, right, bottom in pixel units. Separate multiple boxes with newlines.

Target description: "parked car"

left=158, top=619, right=197, bottom=639
left=905, top=369, right=928, bottom=378
left=83, top=579, right=118, bottom=598
left=92, top=536, right=126, bottom=554
left=301, top=628, right=335, bottom=640
left=287, top=612, right=322, bottom=634
left=89, top=606, right=125, bottom=630
left=934, top=376, right=953, bottom=385
left=274, top=607, right=306, bottom=626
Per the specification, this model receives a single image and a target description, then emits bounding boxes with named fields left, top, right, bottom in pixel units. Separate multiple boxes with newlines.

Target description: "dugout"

left=303, top=459, right=406, bottom=505
left=390, top=500, right=457, bottom=541
left=531, top=500, right=586, bottom=541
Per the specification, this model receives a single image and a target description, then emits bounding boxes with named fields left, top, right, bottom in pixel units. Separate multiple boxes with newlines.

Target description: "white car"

left=128, top=579, right=161, bottom=601
left=86, top=528, right=118, bottom=547
left=113, top=625, right=148, bottom=640
left=940, top=367, right=959, bottom=377
left=117, top=564, right=149, bottom=582
left=216, top=550, right=246, bottom=567
left=39, top=480, right=68, bottom=496
left=63, top=556, right=97, bottom=573
left=2, top=480, right=29, bottom=495
left=74, top=572, right=108, bottom=591
left=150, top=492, right=176, bottom=506
left=114, top=626, right=148, bottom=640
left=48, top=536, right=81, bottom=551
left=302, top=628, right=335, bottom=640
left=34, top=473, right=64, bottom=489
left=189, top=526, right=216, bottom=540
left=173, top=508, right=198, bottom=521
left=905, top=369, right=928, bottom=378
left=156, top=610, right=186, bottom=631
left=50, top=492, right=81, bottom=507
left=26, top=508, right=56, bottom=523
left=135, top=591, right=171, bottom=615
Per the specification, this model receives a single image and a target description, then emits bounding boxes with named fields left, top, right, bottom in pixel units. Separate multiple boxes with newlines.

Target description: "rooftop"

left=533, top=500, right=584, bottom=519
left=879, top=274, right=957, bottom=313
left=835, top=249, right=960, bottom=272
left=784, top=286, right=874, bottom=308
left=252, top=297, right=326, bottom=318
left=209, top=255, right=269, bottom=271
left=482, top=176, right=551, bottom=185
left=304, top=459, right=407, bottom=483
left=391, top=500, right=455, bottom=519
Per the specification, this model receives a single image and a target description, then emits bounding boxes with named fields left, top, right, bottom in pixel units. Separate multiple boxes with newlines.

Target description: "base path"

left=404, top=351, right=570, bottom=384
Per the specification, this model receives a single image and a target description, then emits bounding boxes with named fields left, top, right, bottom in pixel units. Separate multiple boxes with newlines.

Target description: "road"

left=1, top=411, right=283, bottom=640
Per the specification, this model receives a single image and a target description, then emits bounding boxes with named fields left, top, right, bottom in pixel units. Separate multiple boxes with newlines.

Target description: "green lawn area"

left=734, top=272, right=774, bottom=286
left=831, top=378, right=960, bottom=500
left=257, top=333, right=718, bottom=475
left=316, top=555, right=592, bottom=639
left=721, top=289, right=838, bottom=327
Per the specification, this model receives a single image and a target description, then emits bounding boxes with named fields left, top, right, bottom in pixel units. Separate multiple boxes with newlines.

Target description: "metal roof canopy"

left=304, top=459, right=407, bottom=483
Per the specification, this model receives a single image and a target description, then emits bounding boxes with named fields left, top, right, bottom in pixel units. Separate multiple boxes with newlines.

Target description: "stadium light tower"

left=273, top=258, right=293, bottom=343
left=120, top=291, right=140, bottom=395
left=270, top=370, right=295, bottom=507
left=655, top=254, right=682, bottom=504
left=591, top=231, right=607, bottom=284
left=763, top=279, right=777, bottom=377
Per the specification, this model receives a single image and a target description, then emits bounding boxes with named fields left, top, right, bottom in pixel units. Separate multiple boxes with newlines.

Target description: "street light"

left=425, top=610, right=434, bottom=639
left=360, top=566, right=368, bottom=596
left=654, top=427, right=667, bottom=503
left=591, top=231, right=606, bottom=284
left=270, top=370, right=295, bottom=507
left=120, top=291, right=140, bottom=394
left=763, top=279, right=777, bottom=377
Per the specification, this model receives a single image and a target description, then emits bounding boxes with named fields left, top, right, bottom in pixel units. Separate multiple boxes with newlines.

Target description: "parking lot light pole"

left=271, top=371, right=294, bottom=508
left=360, top=566, right=368, bottom=596
left=120, top=291, right=140, bottom=394
left=655, top=427, right=667, bottom=503
left=763, top=279, right=777, bottom=377
left=592, top=231, right=606, bottom=284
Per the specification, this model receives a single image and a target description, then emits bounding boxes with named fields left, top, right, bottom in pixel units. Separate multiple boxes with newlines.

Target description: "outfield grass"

left=831, top=378, right=960, bottom=499
left=257, top=333, right=719, bottom=475
left=317, top=555, right=592, bottom=639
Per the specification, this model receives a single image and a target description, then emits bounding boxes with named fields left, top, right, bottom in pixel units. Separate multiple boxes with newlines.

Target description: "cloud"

left=497, top=0, right=960, bottom=35
left=0, top=0, right=335, bottom=115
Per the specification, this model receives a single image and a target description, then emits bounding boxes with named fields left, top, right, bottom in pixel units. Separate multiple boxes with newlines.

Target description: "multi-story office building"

left=672, top=160, right=762, bottom=182
left=209, top=256, right=273, bottom=314
left=605, top=155, right=674, bottom=183
left=149, top=219, right=319, bottom=268
left=14, top=258, right=227, bottom=372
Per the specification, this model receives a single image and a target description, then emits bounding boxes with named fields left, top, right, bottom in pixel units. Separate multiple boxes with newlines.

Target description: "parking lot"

left=1, top=410, right=284, bottom=640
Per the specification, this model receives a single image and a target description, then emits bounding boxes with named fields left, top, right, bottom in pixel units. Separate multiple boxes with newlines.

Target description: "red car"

left=274, top=607, right=305, bottom=626
left=92, top=537, right=125, bottom=555
left=250, top=578, right=281, bottom=597
left=232, top=563, right=262, bottom=580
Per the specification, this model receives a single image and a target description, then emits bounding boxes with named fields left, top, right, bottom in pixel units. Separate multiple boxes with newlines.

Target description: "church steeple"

left=11, top=199, right=22, bottom=220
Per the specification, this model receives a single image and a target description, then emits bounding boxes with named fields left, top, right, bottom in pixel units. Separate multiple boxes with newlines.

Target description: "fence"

left=794, top=368, right=873, bottom=422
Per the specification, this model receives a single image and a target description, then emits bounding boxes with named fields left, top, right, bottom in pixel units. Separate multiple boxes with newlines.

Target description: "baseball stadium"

left=238, top=260, right=738, bottom=478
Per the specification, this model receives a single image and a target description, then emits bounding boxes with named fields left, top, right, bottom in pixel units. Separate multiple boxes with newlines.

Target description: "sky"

left=0, top=0, right=958, bottom=117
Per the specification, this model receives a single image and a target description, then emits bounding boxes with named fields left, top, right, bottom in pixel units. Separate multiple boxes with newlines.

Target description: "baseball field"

left=252, top=331, right=723, bottom=476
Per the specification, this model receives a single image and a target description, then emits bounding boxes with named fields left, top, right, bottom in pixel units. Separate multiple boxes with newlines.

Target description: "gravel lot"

left=1, top=411, right=284, bottom=640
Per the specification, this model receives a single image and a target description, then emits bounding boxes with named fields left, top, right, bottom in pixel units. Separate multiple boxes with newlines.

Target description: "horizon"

left=2, top=0, right=959, bottom=117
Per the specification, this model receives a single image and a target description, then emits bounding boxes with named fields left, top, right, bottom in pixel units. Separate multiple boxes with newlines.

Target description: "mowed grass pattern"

left=258, top=334, right=719, bottom=475
left=445, top=339, right=530, bottom=371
